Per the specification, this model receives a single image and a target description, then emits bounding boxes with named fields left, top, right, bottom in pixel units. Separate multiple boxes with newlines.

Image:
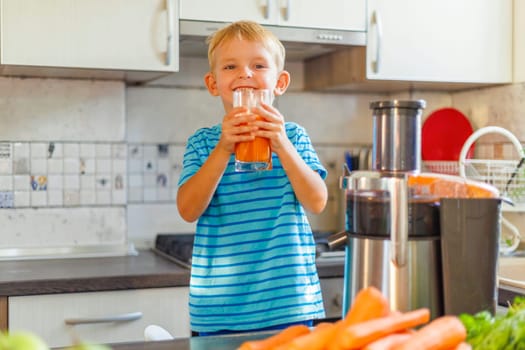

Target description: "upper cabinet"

left=305, top=0, right=512, bottom=92
left=179, top=0, right=366, bottom=31
left=365, top=0, right=512, bottom=84
left=0, top=0, right=179, bottom=82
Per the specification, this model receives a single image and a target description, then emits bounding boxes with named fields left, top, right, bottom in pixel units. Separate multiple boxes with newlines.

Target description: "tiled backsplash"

left=0, top=141, right=187, bottom=208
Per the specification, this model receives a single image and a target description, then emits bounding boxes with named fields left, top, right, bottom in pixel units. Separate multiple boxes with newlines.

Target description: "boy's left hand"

left=251, top=103, right=291, bottom=152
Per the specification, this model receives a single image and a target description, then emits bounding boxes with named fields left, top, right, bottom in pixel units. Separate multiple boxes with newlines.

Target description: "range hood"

left=179, top=20, right=366, bottom=62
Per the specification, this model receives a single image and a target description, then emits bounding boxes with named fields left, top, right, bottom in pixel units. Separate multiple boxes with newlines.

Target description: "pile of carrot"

left=238, top=286, right=470, bottom=350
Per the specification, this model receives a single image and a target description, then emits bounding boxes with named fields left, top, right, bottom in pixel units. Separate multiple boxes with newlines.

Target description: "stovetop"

left=152, top=233, right=194, bottom=269
left=152, top=232, right=345, bottom=269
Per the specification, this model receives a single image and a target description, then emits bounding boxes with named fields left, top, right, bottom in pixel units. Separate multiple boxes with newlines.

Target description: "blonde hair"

left=206, top=20, right=286, bottom=72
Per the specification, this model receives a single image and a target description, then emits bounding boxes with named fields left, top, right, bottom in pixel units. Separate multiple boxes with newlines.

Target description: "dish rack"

left=423, top=126, right=524, bottom=255
left=423, top=126, right=525, bottom=205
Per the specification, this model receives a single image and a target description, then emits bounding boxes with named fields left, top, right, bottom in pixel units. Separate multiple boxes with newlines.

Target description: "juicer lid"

left=369, top=100, right=426, bottom=109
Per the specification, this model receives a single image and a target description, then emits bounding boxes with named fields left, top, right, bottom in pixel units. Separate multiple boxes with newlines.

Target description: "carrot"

left=342, top=286, right=390, bottom=326
left=393, top=315, right=466, bottom=350
left=363, top=331, right=415, bottom=350
left=333, top=308, right=431, bottom=350
left=274, top=320, right=342, bottom=350
left=237, top=324, right=310, bottom=350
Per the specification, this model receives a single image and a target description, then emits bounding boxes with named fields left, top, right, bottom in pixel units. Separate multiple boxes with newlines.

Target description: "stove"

left=152, top=233, right=194, bottom=269
left=152, top=232, right=345, bottom=269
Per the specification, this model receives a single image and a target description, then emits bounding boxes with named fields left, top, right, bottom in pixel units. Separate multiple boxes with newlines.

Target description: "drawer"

left=8, top=287, right=189, bottom=348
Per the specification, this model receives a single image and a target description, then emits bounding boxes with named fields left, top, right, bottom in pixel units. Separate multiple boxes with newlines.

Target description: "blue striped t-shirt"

left=178, top=122, right=327, bottom=333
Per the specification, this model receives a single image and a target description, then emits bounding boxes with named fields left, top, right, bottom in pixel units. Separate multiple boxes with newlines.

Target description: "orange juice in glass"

left=233, top=88, right=272, bottom=172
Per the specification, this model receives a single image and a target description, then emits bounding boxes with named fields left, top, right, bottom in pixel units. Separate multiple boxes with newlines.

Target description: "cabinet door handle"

left=371, top=10, right=383, bottom=74
left=263, top=0, right=270, bottom=19
left=64, top=312, right=143, bottom=325
left=165, top=0, right=175, bottom=66
left=282, top=0, right=290, bottom=21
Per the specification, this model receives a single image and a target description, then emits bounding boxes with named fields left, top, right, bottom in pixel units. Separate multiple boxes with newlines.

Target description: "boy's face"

left=204, top=37, right=289, bottom=112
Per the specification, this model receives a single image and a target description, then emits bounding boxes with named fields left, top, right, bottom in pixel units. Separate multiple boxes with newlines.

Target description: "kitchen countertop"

left=55, top=332, right=272, bottom=350
left=0, top=249, right=190, bottom=297
left=0, top=249, right=344, bottom=297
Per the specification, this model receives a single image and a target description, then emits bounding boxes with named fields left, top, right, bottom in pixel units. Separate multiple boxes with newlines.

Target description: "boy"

left=177, top=20, right=328, bottom=335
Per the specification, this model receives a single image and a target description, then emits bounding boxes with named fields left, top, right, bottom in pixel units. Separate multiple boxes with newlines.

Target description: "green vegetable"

left=460, top=296, right=525, bottom=349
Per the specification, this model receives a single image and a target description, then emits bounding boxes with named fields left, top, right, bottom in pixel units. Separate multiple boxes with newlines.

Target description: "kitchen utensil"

left=330, top=100, right=503, bottom=321
left=422, top=108, right=475, bottom=161
left=334, top=100, right=445, bottom=319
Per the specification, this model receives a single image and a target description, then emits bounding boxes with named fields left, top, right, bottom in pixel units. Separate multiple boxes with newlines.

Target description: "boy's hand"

left=250, top=103, right=290, bottom=152
left=218, top=106, right=259, bottom=154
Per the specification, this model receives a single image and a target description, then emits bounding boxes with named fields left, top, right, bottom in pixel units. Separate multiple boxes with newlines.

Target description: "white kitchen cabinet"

left=8, top=287, right=189, bottom=348
left=0, top=0, right=178, bottom=82
left=515, top=0, right=525, bottom=82
left=366, top=0, right=512, bottom=84
left=179, top=0, right=366, bottom=31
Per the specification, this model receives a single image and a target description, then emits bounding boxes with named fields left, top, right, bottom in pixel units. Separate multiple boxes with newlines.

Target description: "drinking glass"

left=233, top=88, right=272, bottom=172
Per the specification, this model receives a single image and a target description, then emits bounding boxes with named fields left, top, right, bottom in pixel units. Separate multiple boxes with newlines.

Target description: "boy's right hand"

left=217, top=106, right=258, bottom=154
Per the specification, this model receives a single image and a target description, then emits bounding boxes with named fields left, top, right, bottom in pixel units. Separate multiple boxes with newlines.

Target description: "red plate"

left=422, top=108, right=475, bottom=161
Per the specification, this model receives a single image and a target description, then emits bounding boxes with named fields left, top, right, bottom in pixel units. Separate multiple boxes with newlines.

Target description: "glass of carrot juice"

left=233, top=88, right=272, bottom=172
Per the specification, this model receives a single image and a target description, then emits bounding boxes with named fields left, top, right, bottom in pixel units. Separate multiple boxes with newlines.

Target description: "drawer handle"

left=65, top=312, right=143, bottom=325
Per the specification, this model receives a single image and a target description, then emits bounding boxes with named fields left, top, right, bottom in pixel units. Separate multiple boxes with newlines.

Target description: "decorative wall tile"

left=97, top=159, right=112, bottom=173
left=31, top=159, right=47, bottom=174
left=50, top=142, right=63, bottom=158
left=63, top=143, right=80, bottom=158
left=96, top=190, right=111, bottom=205
left=0, top=144, right=12, bottom=175
left=13, top=158, right=29, bottom=174
left=13, top=147, right=29, bottom=174
left=64, top=190, right=80, bottom=206
left=80, top=143, right=96, bottom=158
left=48, top=159, right=64, bottom=174
left=0, top=191, right=13, bottom=208
left=64, top=158, right=81, bottom=174
left=31, top=191, right=47, bottom=207
left=48, top=175, right=63, bottom=190
left=96, top=143, right=112, bottom=158
left=112, top=144, right=127, bottom=159
left=112, top=190, right=126, bottom=205
left=64, top=175, right=80, bottom=190
left=14, top=191, right=30, bottom=208
left=0, top=160, right=12, bottom=175
left=80, top=190, right=96, bottom=205
left=31, top=175, right=47, bottom=191
left=14, top=175, right=30, bottom=191
left=80, top=175, right=96, bottom=190
left=0, top=175, right=13, bottom=190
left=82, top=159, right=96, bottom=174
left=48, top=190, right=64, bottom=207
left=30, top=143, right=48, bottom=158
